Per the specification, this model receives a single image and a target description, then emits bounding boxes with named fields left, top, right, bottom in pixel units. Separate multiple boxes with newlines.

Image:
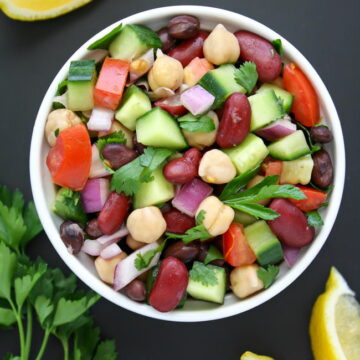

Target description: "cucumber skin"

left=67, top=76, right=95, bottom=111
left=257, top=83, right=294, bottom=113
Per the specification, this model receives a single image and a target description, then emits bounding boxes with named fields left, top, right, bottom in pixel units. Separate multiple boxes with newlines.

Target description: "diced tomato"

left=289, top=185, right=327, bottom=212
left=223, top=223, right=256, bottom=267
left=183, top=57, right=214, bottom=86
left=46, top=124, right=92, bottom=191
left=283, top=63, right=320, bottom=127
left=262, top=157, right=283, bottom=180
left=94, top=58, right=130, bottom=110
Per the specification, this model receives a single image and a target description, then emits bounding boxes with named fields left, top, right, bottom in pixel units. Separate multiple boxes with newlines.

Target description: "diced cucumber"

left=109, top=24, right=161, bottom=61
left=198, top=64, right=246, bottom=108
left=223, top=134, right=269, bottom=174
left=133, top=167, right=174, bottom=209
left=115, top=85, right=151, bottom=130
left=248, top=89, right=284, bottom=131
left=257, top=83, right=294, bottom=113
left=280, top=155, right=314, bottom=185
left=67, top=60, right=96, bottom=111
left=268, top=130, right=311, bottom=160
left=244, top=221, right=283, bottom=266
left=187, top=263, right=226, bottom=304
left=234, top=210, right=257, bottom=226
left=136, top=107, right=188, bottom=150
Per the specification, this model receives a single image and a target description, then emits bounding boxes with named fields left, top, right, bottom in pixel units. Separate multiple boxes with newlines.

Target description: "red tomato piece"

left=222, top=223, right=256, bottom=267
left=154, top=94, right=187, bottom=116
left=289, top=185, right=327, bottom=212
left=283, top=63, right=320, bottom=127
left=46, top=124, right=91, bottom=191
left=94, top=58, right=130, bottom=110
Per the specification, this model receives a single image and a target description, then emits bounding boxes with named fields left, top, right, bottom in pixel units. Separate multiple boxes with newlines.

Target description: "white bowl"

left=30, top=5, right=345, bottom=322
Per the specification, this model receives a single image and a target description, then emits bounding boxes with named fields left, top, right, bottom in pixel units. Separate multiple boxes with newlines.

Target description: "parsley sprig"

left=189, top=262, right=219, bottom=286
left=234, top=62, right=258, bottom=94
left=178, top=115, right=215, bottom=133
left=307, top=210, right=324, bottom=227
left=134, top=240, right=167, bottom=271
left=271, top=39, right=283, bottom=55
left=257, top=265, right=280, bottom=288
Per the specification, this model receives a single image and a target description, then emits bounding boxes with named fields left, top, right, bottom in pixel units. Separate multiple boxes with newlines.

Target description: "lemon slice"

left=1, top=0, right=92, bottom=21
left=240, top=351, right=274, bottom=360
left=310, top=267, right=360, bottom=360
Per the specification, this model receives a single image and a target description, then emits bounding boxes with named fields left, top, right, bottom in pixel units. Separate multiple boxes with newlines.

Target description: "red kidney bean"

left=132, top=134, right=146, bottom=155
left=60, top=221, right=84, bottom=254
left=157, top=27, right=176, bottom=53
left=163, top=148, right=202, bottom=184
left=154, top=94, right=187, bottom=117
left=163, top=208, right=195, bottom=234
left=268, top=199, right=315, bottom=248
left=197, top=242, right=209, bottom=262
left=164, top=241, right=199, bottom=263
left=210, top=259, right=226, bottom=267
left=97, top=192, right=130, bottom=235
left=310, top=126, right=333, bottom=144
left=216, top=93, right=251, bottom=148
left=123, top=279, right=146, bottom=302
left=311, top=149, right=334, bottom=188
left=85, top=218, right=103, bottom=238
left=149, top=257, right=189, bottom=312
left=168, top=31, right=209, bottom=67
left=102, top=143, right=137, bottom=170
left=168, top=15, right=200, bottom=40
left=234, top=30, right=282, bottom=82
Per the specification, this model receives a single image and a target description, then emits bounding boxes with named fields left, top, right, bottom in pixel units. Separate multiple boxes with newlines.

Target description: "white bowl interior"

left=30, top=5, right=345, bottom=322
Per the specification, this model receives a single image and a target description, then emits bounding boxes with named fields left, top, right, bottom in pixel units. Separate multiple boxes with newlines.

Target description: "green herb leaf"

left=204, top=245, right=224, bottom=265
left=74, top=320, right=100, bottom=360
left=271, top=39, right=283, bottom=55
left=231, top=203, right=280, bottom=220
left=0, top=307, right=16, bottom=327
left=189, top=262, right=218, bottom=286
left=88, top=24, right=123, bottom=50
left=196, top=210, right=206, bottom=225
left=314, top=123, right=329, bottom=129
left=0, top=242, right=17, bottom=300
left=166, top=224, right=212, bottom=244
left=34, top=296, right=54, bottom=326
left=56, top=80, right=68, bottom=96
left=296, top=121, right=321, bottom=153
left=4, top=354, right=21, bottom=360
left=134, top=240, right=167, bottom=271
left=179, top=115, right=215, bottom=133
left=234, top=62, right=258, bottom=93
left=93, top=340, right=117, bottom=360
left=257, top=265, right=279, bottom=288
left=307, top=210, right=324, bottom=227
left=21, top=201, right=43, bottom=248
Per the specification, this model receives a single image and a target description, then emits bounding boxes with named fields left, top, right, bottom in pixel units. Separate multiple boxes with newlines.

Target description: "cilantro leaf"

left=196, top=210, right=206, bottom=225
left=0, top=307, right=16, bottom=327
left=271, top=39, right=283, bottom=55
left=257, top=265, right=279, bottom=288
left=56, top=80, right=68, bottom=96
left=166, top=225, right=212, bottom=244
left=178, top=115, right=215, bottom=133
left=134, top=241, right=166, bottom=271
left=189, top=262, right=218, bottom=286
left=204, top=245, right=223, bottom=265
left=93, top=340, right=117, bottom=360
left=234, top=62, right=258, bottom=93
left=88, top=24, right=123, bottom=50
left=0, top=242, right=17, bottom=300
left=74, top=321, right=100, bottom=360
left=307, top=210, right=324, bottom=227
left=230, top=203, right=280, bottom=220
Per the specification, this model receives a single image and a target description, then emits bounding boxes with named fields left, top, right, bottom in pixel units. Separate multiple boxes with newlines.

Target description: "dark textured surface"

left=0, top=0, right=359, bottom=359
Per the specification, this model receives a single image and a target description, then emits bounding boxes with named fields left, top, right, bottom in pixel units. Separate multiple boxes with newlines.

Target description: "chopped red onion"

left=80, top=178, right=110, bottom=213
left=82, top=239, right=103, bottom=256
left=283, top=245, right=301, bottom=267
left=100, top=243, right=122, bottom=259
left=180, top=85, right=215, bottom=116
left=172, top=178, right=213, bottom=217
left=256, top=116, right=296, bottom=141
left=87, top=106, right=114, bottom=132
left=89, top=144, right=110, bottom=178
left=96, top=226, right=128, bottom=247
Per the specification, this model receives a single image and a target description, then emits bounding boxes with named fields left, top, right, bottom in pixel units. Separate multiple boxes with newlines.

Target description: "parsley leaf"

left=234, top=62, right=258, bottom=93
left=73, top=320, right=100, bottom=360
left=257, top=265, right=279, bottom=288
left=134, top=240, right=167, bottom=271
left=178, top=115, right=215, bottom=133
left=204, top=245, right=223, bottom=265
left=189, top=262, right=218, bottom=286
left=93, top=340, right=117, bottom=360
left=0, top=242, right=17, bottom=301
left=0, top=307, right=16, bottom=327
left=54, top=128, right=60, bottom=137
left=56, top=80, right=68, bottom=96
left=196, top=210, right=206, bottom=225
left=88, top=24, right=123, bottom=50
left=271, top=39, right=283, bottom=55
left=307, top=210, right=324, bottom=227
left=231, top=203, right=280, bottom=220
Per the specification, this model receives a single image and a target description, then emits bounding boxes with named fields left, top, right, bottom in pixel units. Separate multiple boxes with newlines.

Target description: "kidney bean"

left=197, top=242, right=209, bottom=262
left=132, top=134, right=146, bottom=155
left=154, top=94, right=187, bottom=116
left=149, top=257, right=189, bottom=312
left=97, top=192, right=130, bottom=235
left=157, top=27, right=176, bottom=52
left=310, top=126, right=333, bottom=144
left=102, top=143, right=137, bottom=170
left=163, top=208, right=195, bottom=234
left=85, top=218, right=103, bottom=238
left=123, top=279, right=146, bottom=302
left=234, top=30, right=282, bottom=82
left=268, top=199, right=315, bottom=248
left=168, top=15, right=200, bottom=40
left=311, top=149, right=334, bottom=188
left=210, top=259, right=226, bottom=267
left=164, top=241, right=199, bottom=263
left=60, top=221, right=84, bottom=254
left=216, top=93, right=251, bottom=148
left=163, top=148, right=202, bottom=184
left=168, top=31, right=209, bottom=67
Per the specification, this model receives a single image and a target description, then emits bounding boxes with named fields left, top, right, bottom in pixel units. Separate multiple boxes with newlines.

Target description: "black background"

left=0, top=0, right=359, bottom=359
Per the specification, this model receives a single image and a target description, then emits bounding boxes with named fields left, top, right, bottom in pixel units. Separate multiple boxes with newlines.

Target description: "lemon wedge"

left=310, top=267, right=360, bottom=360
left=1, top=0, right=92, bottom=21
left=240, top=351, right=274, bottom=360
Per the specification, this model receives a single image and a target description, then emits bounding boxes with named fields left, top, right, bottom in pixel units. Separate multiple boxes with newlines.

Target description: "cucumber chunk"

left=257, top=83, right=294, bottom=113
left=115, top=85, right=151, bottom=130
left=280, top=155, right=314, bottom=185
left=133, top=167, right=174, bottom=209
left=109, top=24, right=161, bottom=61
left=136, top=107, right=188, bottom=150
left=187, top=262, right=226, bottom=304
left=223, top=134, right=269, bottom=174
left=198, top=64, right=246, bottom=108
left=244, top=221, right=283, bottom=266
left=248, top=89, right=284, bottom=131
left=268, top=130, right=311, bottom=160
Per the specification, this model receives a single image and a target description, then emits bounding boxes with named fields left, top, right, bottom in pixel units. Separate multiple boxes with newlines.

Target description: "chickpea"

left=99, top=121, right=134, bottom=148
left=45, top=109, right=82, bottom=146
left=182, top=111, right=219, bottom=150
left=148, top=53, right=184, bottom=91
left=246, top=175, right=270, bottom=206
left=230, top=265, right=264, bottom=299
left=199, top=149, right=236, bottom=184
left=203, top=24, right=240, bottom=65
left=196, top=196, right=234, bottom=236
left=95, top=252, right=127, bottom=284
left=126, top=234, right=146, bottom=251
left=126, top=206, right=167, bottom=243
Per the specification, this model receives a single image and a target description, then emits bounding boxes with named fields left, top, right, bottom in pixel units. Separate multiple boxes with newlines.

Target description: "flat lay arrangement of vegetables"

left=45, top=15, right=335, bottom=313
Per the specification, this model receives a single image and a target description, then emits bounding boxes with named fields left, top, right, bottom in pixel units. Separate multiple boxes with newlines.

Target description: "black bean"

left=102, top=143, right=137, bottom=170
left=311, top=149, right=334, bottom=188
left=168, top=15, right=200, bottom=40
left=60, top=221, right=84, bottom=254
left=157, top=27, right=176, bottom=52
left=123, top=279, right=146, bottom=302
left=310, top=126, right=333, bottom=144
left=164, top=241, right=199, bottom=263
